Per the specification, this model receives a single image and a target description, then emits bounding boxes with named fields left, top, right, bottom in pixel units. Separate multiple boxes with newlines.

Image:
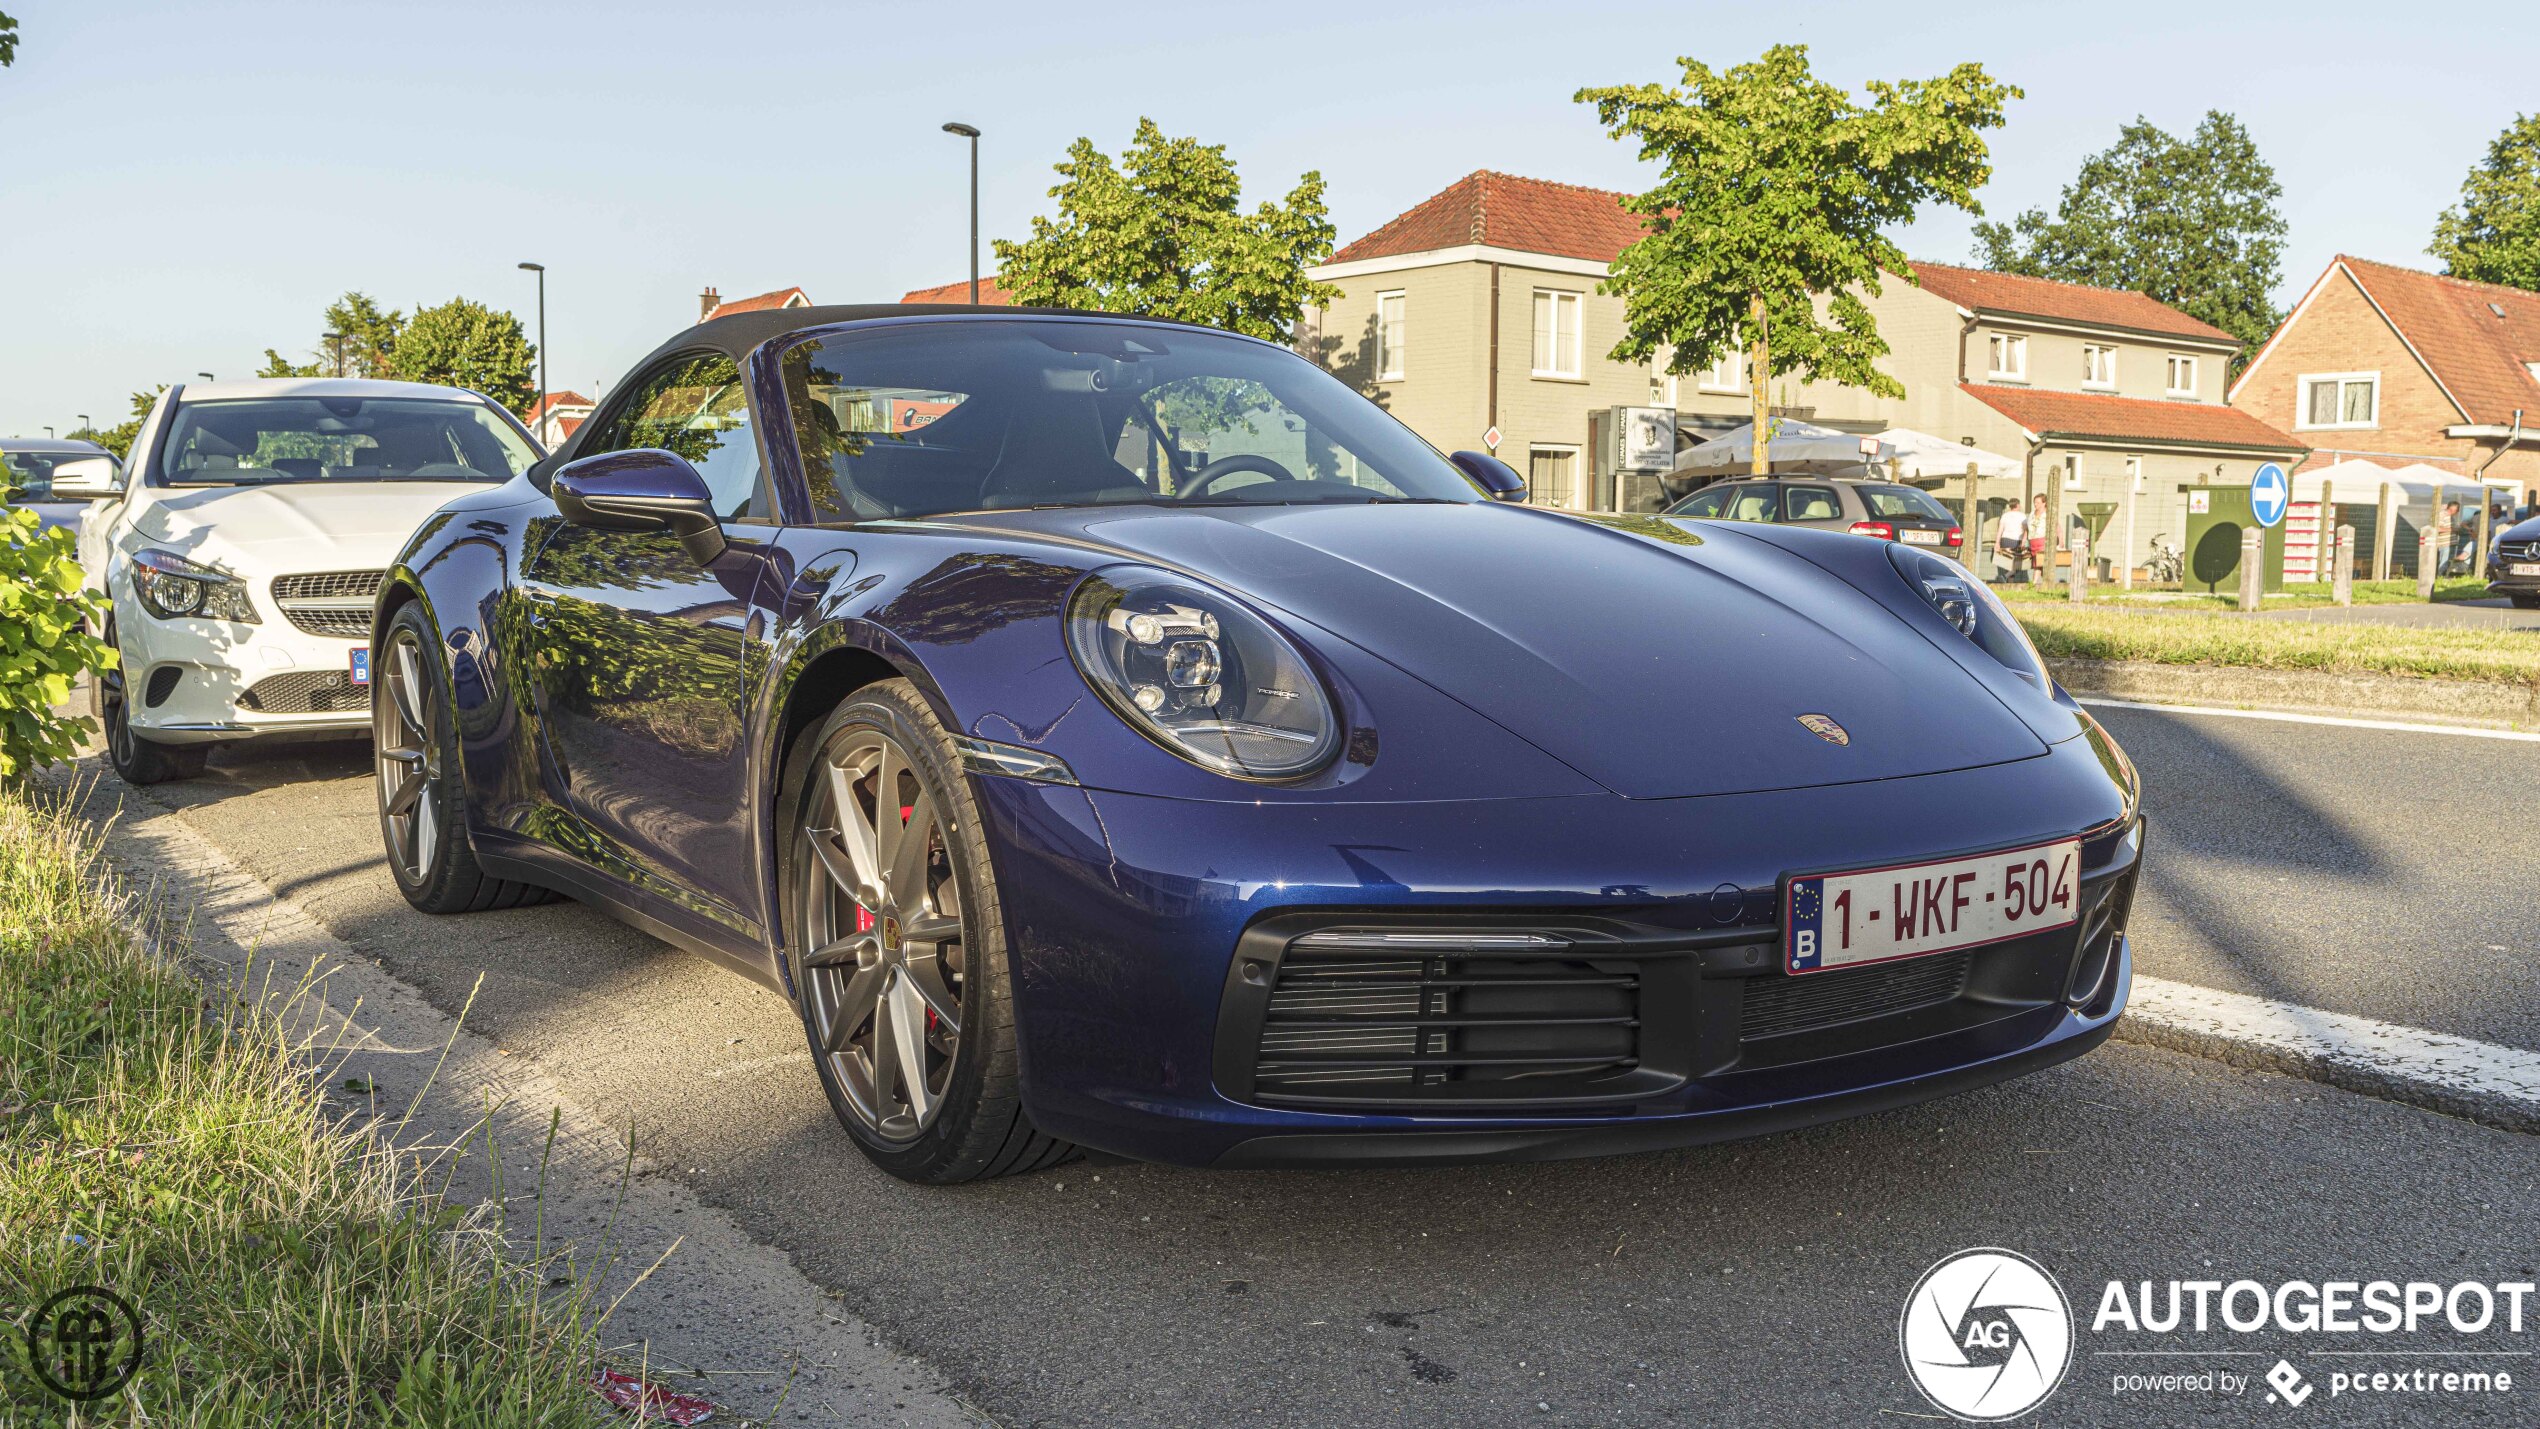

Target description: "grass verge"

left=1995, top=577, right=2493, bottom=609
left=0, top=784, right=616, bottom=1426
left=2014, top=604, right=2540, bottom=685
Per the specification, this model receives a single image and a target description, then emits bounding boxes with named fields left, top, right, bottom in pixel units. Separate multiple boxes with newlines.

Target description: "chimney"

left=699, top=286, right=720, bottom=322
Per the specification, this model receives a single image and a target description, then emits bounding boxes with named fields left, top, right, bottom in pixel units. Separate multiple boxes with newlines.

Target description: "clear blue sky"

left=4, top=0, right=2533, bottom=436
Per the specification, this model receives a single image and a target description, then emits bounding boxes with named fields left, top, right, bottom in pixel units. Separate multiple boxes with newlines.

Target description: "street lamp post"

left=197, top=372, right=214, bottom=382
left=518, top=262, right=548, bottom=419
left=941, top=123, right=981, bottom=303
left=323, top=330, right=346, bottom=378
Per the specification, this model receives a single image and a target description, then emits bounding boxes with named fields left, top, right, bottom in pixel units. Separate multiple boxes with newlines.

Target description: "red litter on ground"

left=591, top=1367, right=716, bottom=1425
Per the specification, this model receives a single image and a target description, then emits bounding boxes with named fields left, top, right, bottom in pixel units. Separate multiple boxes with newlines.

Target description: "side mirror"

left=50, top=457, right=123, bottom=500
left=553, top=449, right=728, bottom=564
left=1449, top=450, right=1528, bottom=503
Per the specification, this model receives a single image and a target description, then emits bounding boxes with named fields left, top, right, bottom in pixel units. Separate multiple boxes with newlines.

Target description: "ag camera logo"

left=1901, top=1248, right=2074, bottom=1421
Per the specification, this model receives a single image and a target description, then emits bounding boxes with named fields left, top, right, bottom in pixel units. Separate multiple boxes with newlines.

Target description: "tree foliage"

left=994, top=118, right=1341, bottom=344
left=87, top=388, right=165, bottom=463
left=2431, top=113, right=2540, bottom=292
left=1, top=12, right=18, bottom=68
left=1972, top=112, right=2287, bottom=357
left=389, top=297, right=537, bottom=414
left=1576, top=45, right=2018, bottom=399
left=0, top=508, right=116, bottom=780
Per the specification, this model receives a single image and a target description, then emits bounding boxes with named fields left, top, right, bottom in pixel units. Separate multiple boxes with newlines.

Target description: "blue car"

left=376, top=305, right=2140, bottom=1182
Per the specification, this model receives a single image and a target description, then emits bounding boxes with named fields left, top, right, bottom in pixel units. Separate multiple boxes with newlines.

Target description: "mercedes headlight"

left=1890, top=545, right=2042, bottom=685
left=131, top=549, right=259, bottom=624
left=1066, top=566, right=1339, bottom=780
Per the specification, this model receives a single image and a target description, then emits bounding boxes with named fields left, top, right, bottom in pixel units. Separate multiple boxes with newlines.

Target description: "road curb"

left=55, top=770, right=984, bottom=1428
left=2048, top=656, right=2540, bottom=729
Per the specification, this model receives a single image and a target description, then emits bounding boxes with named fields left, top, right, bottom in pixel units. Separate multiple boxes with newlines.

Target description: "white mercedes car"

left=79, top=378, right=542, bottom=783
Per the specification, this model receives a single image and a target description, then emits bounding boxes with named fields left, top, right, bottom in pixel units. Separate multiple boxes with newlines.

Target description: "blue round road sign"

left=2251, top=463, right=2289, bottom=528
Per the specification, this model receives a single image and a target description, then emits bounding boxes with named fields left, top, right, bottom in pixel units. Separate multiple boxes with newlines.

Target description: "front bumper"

left=114, top=592, right=373, bottom=744
left=969, top=731, right=2139, bottom=1168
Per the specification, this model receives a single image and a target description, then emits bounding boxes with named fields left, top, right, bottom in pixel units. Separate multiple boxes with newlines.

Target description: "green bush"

left=0, top=506, right=115, bottom=779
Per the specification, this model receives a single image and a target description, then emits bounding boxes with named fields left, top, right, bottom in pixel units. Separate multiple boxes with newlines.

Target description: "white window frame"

left=1696, top=349, right=1746, bottom=394
left=2296, top=371, right=2381, bottom=431
left=1374, top=290, right=1406, bottom=382
left=1527, top=442, right=1584, bottom=510
left=2165, top=354, right=2199, bottom=398
left=2082, top=343, right=2118, bottom=390
left=1987, top=332, right=2027, bottom=382
left=1531, top=289, right=1583, bottom=380
left=2062, top=452, right=2085, bottom=491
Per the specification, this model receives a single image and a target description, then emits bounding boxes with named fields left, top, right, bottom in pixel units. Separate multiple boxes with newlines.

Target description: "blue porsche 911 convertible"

left=373, top=304, right=2141, bottom=1182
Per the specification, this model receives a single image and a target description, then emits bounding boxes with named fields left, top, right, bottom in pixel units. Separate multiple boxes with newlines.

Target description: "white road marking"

left=2079, top=697, right=2540, bottom=743
left=2128, top=975, right=2540, bottom=1109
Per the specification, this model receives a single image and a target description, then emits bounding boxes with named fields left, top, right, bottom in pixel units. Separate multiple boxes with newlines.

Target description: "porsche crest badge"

left=1797, top=713, right=1850, bottom=746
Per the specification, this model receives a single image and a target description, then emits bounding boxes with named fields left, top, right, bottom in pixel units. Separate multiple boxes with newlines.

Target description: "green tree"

left=1972, top=112, right=2287, bottom=360
left=1, top=12, right=19, bottom=69
left=994, top=117, right=1341, bottom=343
left=89, top=388, right=166, bottom=463
left=1578, top=46, right=2017, bottom=475
left=258, top=349, right=320, bottom=379
left=263, top=291, right=404, bottom=379
left=389, top=297, right=536, bottom=413
left=2431, top=113, right=2540, bottom=291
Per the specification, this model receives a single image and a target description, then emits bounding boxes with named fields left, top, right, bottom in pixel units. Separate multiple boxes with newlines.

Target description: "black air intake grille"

left=1251, top=930, right=1641, bottom=1106
left=239, top=669, right=370, bottom=714
left=1740, top=950, right=1973, bottom=1042
left=272, top=570, right=387, bottom=601
left=272, top=570, right=385, bottom=639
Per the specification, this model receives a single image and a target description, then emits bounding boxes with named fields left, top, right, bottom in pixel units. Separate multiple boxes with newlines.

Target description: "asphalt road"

left=91, top=710, right=2540, bottom=1427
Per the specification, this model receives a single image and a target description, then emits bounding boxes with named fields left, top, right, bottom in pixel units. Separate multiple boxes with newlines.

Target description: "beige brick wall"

left=2235, top=269, right=2478, bottom=472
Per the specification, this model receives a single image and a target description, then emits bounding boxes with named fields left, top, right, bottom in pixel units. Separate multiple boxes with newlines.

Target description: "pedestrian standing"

left=1995, top=500, right=2027, bottom=583
left=2026, top=494, right=2049, bottom=583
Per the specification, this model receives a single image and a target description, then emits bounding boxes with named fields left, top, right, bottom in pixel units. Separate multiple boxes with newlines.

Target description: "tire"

left=375, top=603, right=553, bottom=914
left=780, top=679, right=1075, bottom=1183
left=96, top=628, right=210, bottom=785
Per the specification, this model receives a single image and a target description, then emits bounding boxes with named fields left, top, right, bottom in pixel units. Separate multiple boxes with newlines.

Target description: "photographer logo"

left=1900, top=1249, right=2073, bottom=1421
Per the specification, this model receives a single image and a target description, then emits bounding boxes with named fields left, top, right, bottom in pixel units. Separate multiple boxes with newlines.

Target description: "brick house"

left=1302, top=172, right=2304, bottom=574
left=697, top=285, right=812, bottom=323
left=523, top=390, right=594, bottom=448
left=2230, top=256, right=2540, bottom=495
left=902, top=276, right=1015, bottom=305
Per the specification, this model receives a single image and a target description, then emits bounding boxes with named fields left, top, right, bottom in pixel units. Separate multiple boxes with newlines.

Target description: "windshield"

left=158, top=397, right=538, bottom=487
left=778, top=319, right=1481, bottom=521
left=1860, top=485, right=1953, bottom=521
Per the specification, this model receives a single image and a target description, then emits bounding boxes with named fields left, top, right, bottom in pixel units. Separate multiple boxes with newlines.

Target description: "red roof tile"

left=900, top=275, right=1014, bottom=305
left=1326, top=171, right=1648, bottom=266
left=524, top=391, right=593, bottom=423
left=2336, top=256, right=2540, bottom=426
left=1962, top=383, right=2305, bottom=452
left=1908, top=262, right=2236, bottom=344
left=703, top=286, right=810, bottom=321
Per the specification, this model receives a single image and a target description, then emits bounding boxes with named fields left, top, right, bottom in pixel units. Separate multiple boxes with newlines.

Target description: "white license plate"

left=1785, top=838, right=2082, bottom=974
left=1901, top=529, right=1943, bottom=545
left=2510, top=563, right=2540, bottom=577
left=350, top=647, right=371, bottom=685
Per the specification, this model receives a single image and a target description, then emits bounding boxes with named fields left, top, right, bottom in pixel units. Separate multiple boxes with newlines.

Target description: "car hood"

left=2498, top=516, right=2540, bottom=545
left=962, top=502, right=2049, bottom=799
left=130, top=482, right=487, bottom=570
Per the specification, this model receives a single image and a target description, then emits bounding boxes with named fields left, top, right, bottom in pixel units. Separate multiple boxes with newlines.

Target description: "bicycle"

left=2145, top=533, right=2183, bottom=586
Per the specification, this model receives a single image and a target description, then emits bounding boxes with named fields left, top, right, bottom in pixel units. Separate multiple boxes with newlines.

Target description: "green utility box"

left=2181, top=484, right=2284, bottom=594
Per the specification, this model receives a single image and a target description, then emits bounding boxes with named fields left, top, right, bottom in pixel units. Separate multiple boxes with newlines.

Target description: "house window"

left=1987, top=333, right=2027, bottom=381
left=2082, top=344, right=2117, bottom=389
left=1696, top=349, right=1746, bottom=393
left=1375, top=290, right=1406, bottom=381
left=1531, top=290, right=1582, bottom=379
left=2062, top=453, right=2084, bottom=491
left=2126, top=455, right=2144, bottom=494
left=2166, top=355, right=2199, bottom=397
left=2298, top=372, right=2380, bottom=430
left=1528, top=444, right=1581, bottom=509
left=1649, top=346, right=1677, bottom=406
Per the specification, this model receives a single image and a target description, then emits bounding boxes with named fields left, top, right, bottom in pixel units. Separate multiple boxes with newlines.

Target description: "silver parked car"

left=1665, top=476, right=1964, bottom=553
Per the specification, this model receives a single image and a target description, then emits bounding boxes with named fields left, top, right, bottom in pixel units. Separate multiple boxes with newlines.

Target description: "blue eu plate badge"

left=350, top=648, right=371, bottom=686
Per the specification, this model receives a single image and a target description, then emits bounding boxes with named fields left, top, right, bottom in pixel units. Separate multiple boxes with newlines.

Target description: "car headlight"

left=1889, top=544, right=2043, bottom=685
left=1065, top=565, right=1339, bottom=780
left=131, top=548, right=259, bottom=624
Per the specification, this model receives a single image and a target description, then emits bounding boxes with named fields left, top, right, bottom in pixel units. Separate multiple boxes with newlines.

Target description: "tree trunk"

left=1749, top=294, right=1770, bottom=478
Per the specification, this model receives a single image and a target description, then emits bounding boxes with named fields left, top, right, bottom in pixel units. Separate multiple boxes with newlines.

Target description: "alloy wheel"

left=797, top=727, right=967, bottom=1143
left=375, top=631, right=440, bottom=883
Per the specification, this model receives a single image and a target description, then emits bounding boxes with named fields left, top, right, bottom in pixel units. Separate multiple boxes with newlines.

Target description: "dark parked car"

left=375, top=304, right=2140, bottom=1182
left=2, top=437, right=122, bottom=537
left=1667, top=475, right=1964, bottom=552
left=2489, top=515, right=2540, bottom=608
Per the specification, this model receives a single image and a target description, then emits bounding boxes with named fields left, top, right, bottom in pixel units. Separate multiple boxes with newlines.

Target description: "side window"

left=1671, top=487, right=1729, bottom=518
left=1722, top=484, right=1780, bottom=523
left=587, top=353, right=766, bottom=520
left=1783, top=486, right=1841, bottom=521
